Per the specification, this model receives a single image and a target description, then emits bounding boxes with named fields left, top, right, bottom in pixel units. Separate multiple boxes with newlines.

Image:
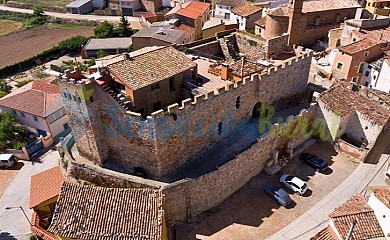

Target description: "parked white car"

left=0, top=154, right=16, bottom=168
left=280, top=174, right=308, bottom=195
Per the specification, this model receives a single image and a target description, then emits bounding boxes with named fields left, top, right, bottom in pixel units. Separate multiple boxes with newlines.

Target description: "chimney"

left=221, top=62, right=229, bottom=80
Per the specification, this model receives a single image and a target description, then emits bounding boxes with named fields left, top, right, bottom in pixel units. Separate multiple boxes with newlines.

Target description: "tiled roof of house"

left=254, top=17, right=266, bottom=27
left=215, top=0, right=248, bottom=7
left=368, top=186, right=390, bottom=208
left=29, top=166, right=64, bottom=209
left=229, top=58, right=265, bottom=77
left=177, top=8, right=201, bottom=20
left=31, top=212, right=56, bottom=240
left=85, top=38, right=133, bottom=51
left=174, top=23, right=194, bottom=38
left=107, top=46, right=196, bottom=90
left=310, top=227, right=334, bottom=240
left=48, top=182, right=164, bottom=240
left=0, top=81, right=62, bottom=118
left=231, top=4, right=262, bottom=17
left=318, top=84, right=390, bottom=126
left=167, top=1, right=209, bottom=20
left=339, top=38, right=380, bottom=55
left=328, top=194, right=384, bottom=240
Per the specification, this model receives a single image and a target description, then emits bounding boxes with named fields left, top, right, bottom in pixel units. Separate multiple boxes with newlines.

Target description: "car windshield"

left=313, top=158, right=326, bottom=166
left=285, top=176, right=294, bottom=181
left=302, top=183, right=307, bottom=189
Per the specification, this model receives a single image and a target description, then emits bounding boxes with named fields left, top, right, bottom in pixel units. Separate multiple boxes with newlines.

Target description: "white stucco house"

left=213, top=0, right=247, bottom=19
left=368, top=187, right=390, bottom=239
left=361, top=56, right=390, bottom=93
left=230, top=4, right=263, bottom=30
left=0, top=81, right=71, bottom=142
left=162, top=0, right=193, bottom=8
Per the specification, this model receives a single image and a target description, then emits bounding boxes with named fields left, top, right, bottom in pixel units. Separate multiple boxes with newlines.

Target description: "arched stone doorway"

left=252, top=102, right=262, bottom=118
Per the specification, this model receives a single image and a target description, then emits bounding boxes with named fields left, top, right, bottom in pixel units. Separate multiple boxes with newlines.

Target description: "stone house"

left=29, top=166, right=63, bottom=240
left=81, top=38, right=133, bottom=59
left=230, top=4, right=263, bottom=30
left=365, top=0, right=390, bottom=16
left=213, top=0, right=248, bottom=19
left=106, top=46, right=197, bottom=116
left=48, top=182, right=167, bottom=240
left=0, top=81, right=70, bottom=142
left=367, top=187, right=390, bottom=238
left=118, top=0, right=141, bottom=16
left=362, top=55, right=390, bottom=93
left=259, top=0, right=360, bottom=46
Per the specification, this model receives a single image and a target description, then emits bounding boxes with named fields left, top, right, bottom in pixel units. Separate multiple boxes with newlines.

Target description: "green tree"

left=58, top=36, right=89, bottom=52
left=94, top=21, right=115, bottom=38
left=32, top=6, right=44, bottom=17
left=116, top=14, right=133, bottom=37
left=0, top=80, right=12, bottom=98
left=97, top=50, right=108, bottom=58
left=0, top=112, right=27, bottom=151
left=27, top=6, right=46, bottom=26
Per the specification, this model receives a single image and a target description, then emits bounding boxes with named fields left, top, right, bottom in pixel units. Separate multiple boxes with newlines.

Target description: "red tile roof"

left=186, top=1, right=210, bottom=15
left=48, top=182, right=164, bottom=240
left=318, top=84, right=390, bottom=126
left=310, top=227, right=334, bottom=240
left=329, top=194, right=384, bottom=240
left=0, top=81, right=62, bottom=118
left=31, top=212, right=56, bottom=240
left=29, top=166, right=64, bottom=209
left=177, top=8, right=201, bottom=20
left=368, top=186, right=390, bottom=208
left=339, top=38, right=380, bottom=55
left=231, top=4, right=262, bottom=17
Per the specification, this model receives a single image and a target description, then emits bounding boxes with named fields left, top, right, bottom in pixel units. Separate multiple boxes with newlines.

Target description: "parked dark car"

left=299, top=153, right=329, bottom=172
left=263, top=183, right=291, bottom=207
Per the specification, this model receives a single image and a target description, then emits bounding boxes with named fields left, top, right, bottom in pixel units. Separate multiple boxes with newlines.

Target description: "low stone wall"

left=337, top=139, right=367, bottom=160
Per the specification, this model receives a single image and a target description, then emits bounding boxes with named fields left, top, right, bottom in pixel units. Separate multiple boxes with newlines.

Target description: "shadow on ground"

left=0, top=232, right=17, bottom=240
left=174, top=142, right=338, bottom=239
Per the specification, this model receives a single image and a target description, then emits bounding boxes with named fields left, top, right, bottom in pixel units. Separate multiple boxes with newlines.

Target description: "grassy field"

left=0, top=19, right=23, bottom=37
left=8, top=0, right=74, bottom=11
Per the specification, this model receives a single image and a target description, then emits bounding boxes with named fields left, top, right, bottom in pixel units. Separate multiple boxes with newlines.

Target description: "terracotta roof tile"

left=48, top=182, right=164, bottom=240
left=0, top=81, right=62, bottom=117
left=186, top=1, right=210, bottom=14
left=229, top=59, right=265, bottom=77
left=231, top=4, right=262, bottom=17
left=329, top=194, right=384, bottom=240
left=339, top=38, right=380, bottom=55
left=31, top=212, right=56, bottom=240
left=29, top=166, right=64, bottom=209
left=177, top=8, right=201, bottom=19
left=310, top=227, right=334, bottom=240
left=318, top=84, right=390, bottom=126
left=107, top=46, right=197, bottom=90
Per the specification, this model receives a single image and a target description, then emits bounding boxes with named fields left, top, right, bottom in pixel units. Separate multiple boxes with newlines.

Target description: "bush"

left=13, top=141, right=26, bottom=150
left=246, top=29, right=256, bottom=35
left=58, top=36, right=89, bottom=53
left=0, top=80, right=12, bottom=94
left=97, top=50, right=108, bottom=58
left=29, top=235, right=37, bottom=240
left=15, top=80, right=32, bottom=88
left=94, top=21, right=115, bottom=38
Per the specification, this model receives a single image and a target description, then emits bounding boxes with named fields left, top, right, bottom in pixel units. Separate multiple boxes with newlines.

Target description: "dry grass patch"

left=0, top=19, right=23, bottom=37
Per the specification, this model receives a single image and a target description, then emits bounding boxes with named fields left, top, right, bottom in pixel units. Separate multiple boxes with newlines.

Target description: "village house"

left=230, top=3, right=263, bottom=30
left=363, top=55, right=390, bottom=93
left=165, top=1, right=211, bottom=41
left=365, top=0, right=390, bottom=16
left=131, top=25, right=187, bottom=50
left=329, top=26, right=390, bottom=84
left=106, top=46, right=197, bottom=116
left=48, top=182, right=167, bottom=240
left=0, top=81, right=70, bottom=142
left=81, top=37, right=133, bottom=58
left=29, top=166, right=64, bottom=240
left=258, top=0, right=360, bottom=45
left=311, top=193, right=386, bottom=240
left=213, top=0, right=248, bottom=19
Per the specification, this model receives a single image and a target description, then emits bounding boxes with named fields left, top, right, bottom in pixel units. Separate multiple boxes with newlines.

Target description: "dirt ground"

left=0, top=161, right=24, bottom=198
left=0, top=19, right=23, bottom=37
left=0, top=25, right=93, bottom=69
left=175, top=142, right=359, bottom=240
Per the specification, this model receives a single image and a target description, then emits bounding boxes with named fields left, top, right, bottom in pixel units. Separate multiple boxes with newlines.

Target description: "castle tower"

left=287, top=0, right=305, bottom=46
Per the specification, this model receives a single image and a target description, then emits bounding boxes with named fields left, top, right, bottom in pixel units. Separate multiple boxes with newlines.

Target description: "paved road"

left=0, top=150, right=59, bottom=240
left=268, top=154, right=390, bottom=240
left=0, top=5, right=141, bottom=23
